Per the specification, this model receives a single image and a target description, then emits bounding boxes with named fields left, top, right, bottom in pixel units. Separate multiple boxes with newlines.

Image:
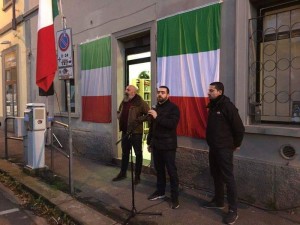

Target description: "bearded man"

left=147, top=86, right=180, bottom=209
left=112, top=85, right=149, bottom=185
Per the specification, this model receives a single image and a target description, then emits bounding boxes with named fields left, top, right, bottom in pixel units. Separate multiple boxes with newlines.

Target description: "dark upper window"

left=248, top=1, right=300, bottom=124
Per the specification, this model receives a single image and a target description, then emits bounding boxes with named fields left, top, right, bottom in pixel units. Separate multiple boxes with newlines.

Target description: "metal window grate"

left=248, top=6, right=300, bottom=124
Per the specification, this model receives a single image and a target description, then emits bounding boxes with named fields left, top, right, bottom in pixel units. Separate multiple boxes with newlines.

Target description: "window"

left=249, top=3, right=300, bottom=124
left=4, top=50, right=18, bottom=117
left=64, top=79, right=75, bottom=113
left=61, top=47, right=75, bottom=113
left=2, top=48, right=18, bottom=132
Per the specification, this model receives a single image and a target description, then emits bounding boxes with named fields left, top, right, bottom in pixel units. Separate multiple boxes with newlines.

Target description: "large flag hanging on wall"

left=80, top=37, right=112, bottom=123
left=36, top=0, right=59, bottom=92
left=157, top=3, right=221, bottom=138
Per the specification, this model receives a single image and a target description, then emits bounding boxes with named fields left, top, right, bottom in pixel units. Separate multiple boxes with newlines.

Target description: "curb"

left=0, top=159, right=120, bottom=225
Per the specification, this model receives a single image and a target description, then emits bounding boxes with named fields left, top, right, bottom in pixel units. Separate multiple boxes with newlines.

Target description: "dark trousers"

left=121, top=132, right=143, bottom=177
left=153, top=148, right=179, bottom=201
left=209, top=148, right=237, bottom=212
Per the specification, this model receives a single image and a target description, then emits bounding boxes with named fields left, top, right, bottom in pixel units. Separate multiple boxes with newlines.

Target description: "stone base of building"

left=52, top=126, right=113, bottom=162
left=51, top=128, right=300, bottom=209
left=176, top=147, right=300, bottom=210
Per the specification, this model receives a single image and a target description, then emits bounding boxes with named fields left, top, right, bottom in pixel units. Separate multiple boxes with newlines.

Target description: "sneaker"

left=112, top=172, right=126, bottom=182
left=171, top=199, right=180, bottom=209
left=147, top=191, right=166, bottom=201
left=224, top=210, right=238, bottom=225
left=203, top=199, right=224, bottom=209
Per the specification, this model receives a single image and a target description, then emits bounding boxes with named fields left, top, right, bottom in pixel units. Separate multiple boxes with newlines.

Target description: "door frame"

left=111, top=21, right=157, bottom=160
left=1, top=45, right=19, bottom=127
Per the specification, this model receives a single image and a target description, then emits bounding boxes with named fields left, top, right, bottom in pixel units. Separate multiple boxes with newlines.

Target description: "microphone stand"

left=116, top=121, right=162, bottom=225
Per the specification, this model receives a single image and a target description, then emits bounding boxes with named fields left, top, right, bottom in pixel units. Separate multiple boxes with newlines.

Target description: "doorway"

left=3, top=50, right=18, bottom=132
left=124, top=37, right=152, bottom=166
left=113, top=23, right=156, bottom=168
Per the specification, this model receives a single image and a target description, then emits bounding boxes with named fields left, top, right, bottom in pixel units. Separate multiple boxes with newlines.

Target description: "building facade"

left=0, top=0, right=299, bottom=209
left=0, top=0, right=28, bottom=131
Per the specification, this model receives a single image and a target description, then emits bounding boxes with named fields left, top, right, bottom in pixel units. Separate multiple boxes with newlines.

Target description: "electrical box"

left=24, top=103, right=46, bottom=131
left=24, top=103, right=46, bottom=169
left=27, top=131, right=45, bottom=169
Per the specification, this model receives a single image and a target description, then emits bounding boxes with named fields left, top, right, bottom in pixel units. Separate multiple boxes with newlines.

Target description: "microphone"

left=146, top=105, right=157, bottom=119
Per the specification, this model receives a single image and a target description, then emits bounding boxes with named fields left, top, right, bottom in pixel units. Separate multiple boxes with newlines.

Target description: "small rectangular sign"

left=58, top=67, right=74, bottom=80
left=57, top=28, right=74, bottom=79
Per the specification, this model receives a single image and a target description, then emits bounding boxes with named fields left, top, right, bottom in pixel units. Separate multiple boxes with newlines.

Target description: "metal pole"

left=66, top=79, right=74, bottom=194
left=50, top=124, right=54, bottom=170
left=62, top=14, right=74, bottom=195
left=4, top=118, right=8, bottom=159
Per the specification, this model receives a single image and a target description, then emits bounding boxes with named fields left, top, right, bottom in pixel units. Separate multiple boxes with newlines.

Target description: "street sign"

left=57, top=28, right=73, bottom=79
left=58, top=67, right=73, bottom=80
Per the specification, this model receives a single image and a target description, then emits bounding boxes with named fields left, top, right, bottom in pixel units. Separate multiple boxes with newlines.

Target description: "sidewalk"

left=1, top=130, right=300, bottom=225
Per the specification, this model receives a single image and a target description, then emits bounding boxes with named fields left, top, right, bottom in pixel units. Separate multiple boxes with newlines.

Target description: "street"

left=0, top=183, right=49, bottom=225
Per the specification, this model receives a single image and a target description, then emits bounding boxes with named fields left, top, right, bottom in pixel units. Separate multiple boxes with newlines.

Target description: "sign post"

left=57, top=24, right=74, bottom=195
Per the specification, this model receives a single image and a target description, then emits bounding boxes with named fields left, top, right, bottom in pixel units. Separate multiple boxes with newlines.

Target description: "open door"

left=126, top=46, right=152, bottom=166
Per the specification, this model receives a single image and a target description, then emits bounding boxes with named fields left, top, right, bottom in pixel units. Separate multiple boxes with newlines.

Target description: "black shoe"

left=171, top=199, right=180, bottom=209
left=112, top=172, right=126, bottom=181
left=134, top=176, right=140, bottom=185
left=147, top=191, right=166, bottom=201
left=203, top=199, right=224, bottom=209
left=224, top=210, right=238, bottom=225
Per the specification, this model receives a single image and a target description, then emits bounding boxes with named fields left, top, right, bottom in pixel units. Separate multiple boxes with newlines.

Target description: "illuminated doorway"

left=126, top=46, right=151, bottom=165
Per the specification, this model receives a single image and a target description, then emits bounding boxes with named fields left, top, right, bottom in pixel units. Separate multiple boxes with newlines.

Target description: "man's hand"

left=147, top=145, right=152, bottom=153
left=148, top=109, right=157, bottom=119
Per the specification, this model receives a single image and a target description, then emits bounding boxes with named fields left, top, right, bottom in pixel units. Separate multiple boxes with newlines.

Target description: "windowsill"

left=54, top=112, right=80, bottom=118
left=245, top=124, right=300, bottom=138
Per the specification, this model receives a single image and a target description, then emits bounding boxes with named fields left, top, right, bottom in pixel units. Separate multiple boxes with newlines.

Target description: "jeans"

left=153, top=148, right=179, bottom=201
left=121, top=132, right=143, bottom=177
left=209, top=148, right=237, bottom=211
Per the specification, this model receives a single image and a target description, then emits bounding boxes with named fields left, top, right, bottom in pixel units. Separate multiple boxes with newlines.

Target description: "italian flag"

left=80, top=37, right=112, bottom=123
left=36, top=0, right=59, bottom=92
left=157, top=3, right=221, bottom=138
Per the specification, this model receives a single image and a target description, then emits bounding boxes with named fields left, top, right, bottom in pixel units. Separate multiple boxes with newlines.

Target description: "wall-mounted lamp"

left=1, top=41, right=12, bottom=45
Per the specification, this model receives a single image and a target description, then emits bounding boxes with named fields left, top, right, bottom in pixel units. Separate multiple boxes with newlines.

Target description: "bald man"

left=113, top=85, right=150, bottom=185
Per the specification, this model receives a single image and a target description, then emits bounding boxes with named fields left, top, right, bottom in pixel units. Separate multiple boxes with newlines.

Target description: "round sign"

left=58, top=32, right=70, bottom=51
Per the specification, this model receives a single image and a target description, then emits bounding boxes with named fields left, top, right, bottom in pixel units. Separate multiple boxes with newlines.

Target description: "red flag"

left=36, top=0, right=59, bottom=91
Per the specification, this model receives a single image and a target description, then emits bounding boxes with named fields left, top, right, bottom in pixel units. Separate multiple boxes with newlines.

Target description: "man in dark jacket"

left=112, top=85, right=149, bottom=185
left=205, top=82, right=245, bottom=225
left=147, top=86, right=180, bottom=209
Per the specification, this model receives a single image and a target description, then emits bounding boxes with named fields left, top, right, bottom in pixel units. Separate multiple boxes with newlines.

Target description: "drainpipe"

left=12, top=0, right=16, bottom=30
